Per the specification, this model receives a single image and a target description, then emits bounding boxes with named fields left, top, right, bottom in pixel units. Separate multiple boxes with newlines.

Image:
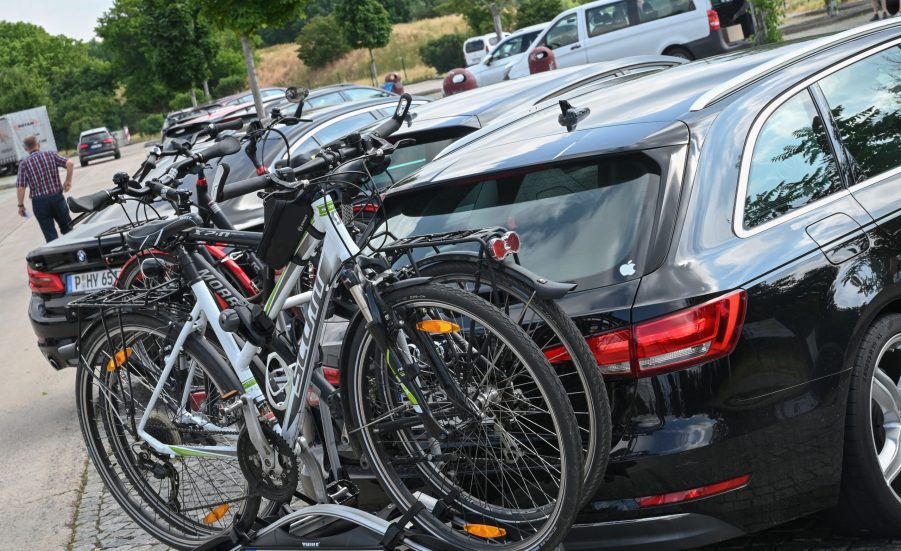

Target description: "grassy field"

left=257, top=15, right=467, bottom=89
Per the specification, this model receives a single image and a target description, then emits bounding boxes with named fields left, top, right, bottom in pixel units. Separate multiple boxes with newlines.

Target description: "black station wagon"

left=372, top=20, right=901, bottom=548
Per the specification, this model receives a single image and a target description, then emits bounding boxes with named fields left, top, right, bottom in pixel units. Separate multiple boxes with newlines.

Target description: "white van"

left=463, top=32, right=511, bottom=66
left=468, top=23, right=549, bottom=87
left=506, top=0, right=748, bottom=79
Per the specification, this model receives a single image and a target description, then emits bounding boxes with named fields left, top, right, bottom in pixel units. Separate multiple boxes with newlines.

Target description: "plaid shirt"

left=16, top=150, right=68, bottom=198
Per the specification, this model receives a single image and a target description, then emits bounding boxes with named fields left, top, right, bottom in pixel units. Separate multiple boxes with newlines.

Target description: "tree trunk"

left=190, top=86, right=198, bottom=108
left=489, top=3, right=504, bottom=41
left=241, top=34, right=265, bottom=119
left=368, top=48, right=378, bottom=87
left=202, top=79, right=211, bottom=100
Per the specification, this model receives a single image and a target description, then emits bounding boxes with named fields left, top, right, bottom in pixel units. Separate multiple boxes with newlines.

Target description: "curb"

left=781, top=5, right=872, bottom=33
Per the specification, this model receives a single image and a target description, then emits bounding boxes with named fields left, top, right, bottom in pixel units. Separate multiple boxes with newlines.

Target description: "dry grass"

left=257, top=15, right=467, bottom=88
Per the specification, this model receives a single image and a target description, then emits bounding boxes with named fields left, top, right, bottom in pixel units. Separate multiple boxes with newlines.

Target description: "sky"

left=0, top=0, right=113, bottom=41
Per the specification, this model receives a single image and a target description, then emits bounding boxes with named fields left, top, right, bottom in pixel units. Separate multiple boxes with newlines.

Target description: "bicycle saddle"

left=125, top=213, right=202, bottom=251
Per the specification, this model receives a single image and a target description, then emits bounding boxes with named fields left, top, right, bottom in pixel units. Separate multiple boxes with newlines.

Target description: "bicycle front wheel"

left=75, top=312, right=259, bottom=550
left=344, top=283, right=582, bottom=550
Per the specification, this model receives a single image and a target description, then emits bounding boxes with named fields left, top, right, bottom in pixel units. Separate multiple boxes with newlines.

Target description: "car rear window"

left=377, top=153, right=663, bottom=289
left=81, top=132, right=110, bottom=142
left=371, top=138, right=456, bottom=188
left=465, top=39, right=485, bottom=53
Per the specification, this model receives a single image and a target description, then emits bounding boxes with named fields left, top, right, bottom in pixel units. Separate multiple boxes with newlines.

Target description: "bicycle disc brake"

left=237, top=423, right=299, bottom=502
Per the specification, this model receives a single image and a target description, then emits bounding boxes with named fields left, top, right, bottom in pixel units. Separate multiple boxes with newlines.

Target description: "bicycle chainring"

left=237, top=423, right=298, bottom=503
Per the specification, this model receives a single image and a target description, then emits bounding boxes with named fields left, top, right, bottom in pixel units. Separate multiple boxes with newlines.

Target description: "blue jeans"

left=32, top=193, right=73, bottom=242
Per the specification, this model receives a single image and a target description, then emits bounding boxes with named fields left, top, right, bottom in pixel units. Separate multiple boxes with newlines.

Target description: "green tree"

left=335, top=0, right=393, bottom=85
left=517, top=0, right=564, bottom=27
left=296, top=16, right=351, bottom=69
left=197, top=0, right=306, bottom=117
left=380, top=0, right=413, bottom=23
left=0, top=67, right=50, bottom=115
left=419, top=33, right=466, bottom=73
left=438, top=0, right=515, bottom=35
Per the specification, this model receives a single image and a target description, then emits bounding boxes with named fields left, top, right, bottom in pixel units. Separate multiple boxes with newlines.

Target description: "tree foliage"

left=750, top=0, right=784, bottom=43
left=419, top=33, right=467, bottom=73
left=296, top=16, right=351, bottom=69
left=438, top=0, right=516, bottom=34
left=335, top=0, right=393, bottom=52
left=517, top=0, right=564, bottom=27
left=196, top=0, right=305, bottom=35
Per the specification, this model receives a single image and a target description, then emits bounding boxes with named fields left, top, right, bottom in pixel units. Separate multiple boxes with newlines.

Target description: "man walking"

left=16, top=135, right=74, bottom=242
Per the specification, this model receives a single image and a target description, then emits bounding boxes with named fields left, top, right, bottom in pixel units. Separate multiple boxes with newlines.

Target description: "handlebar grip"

left=211, top=119, right=244, bottom=134
left=373, top=93, right=413, bottom=138
left=291, top=156, right=329, bottom=178
left=148, top=181, right=180, bottom=202
left=219, top=173, right=272, bottom=201
left=67, top=189, right=117, bottom=214
left=195, top=136, right=241, bottom=163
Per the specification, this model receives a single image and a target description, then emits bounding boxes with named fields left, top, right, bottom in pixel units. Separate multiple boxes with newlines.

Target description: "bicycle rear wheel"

left=344, top=283, right=582, bottom=550
left=75, top=312, right=259, bottom=550
left=419, top=259, right=611, bottom=506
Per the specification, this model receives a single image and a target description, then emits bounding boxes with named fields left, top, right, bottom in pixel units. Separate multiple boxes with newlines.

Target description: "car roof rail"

left=689, top=18, right=901, bottom=112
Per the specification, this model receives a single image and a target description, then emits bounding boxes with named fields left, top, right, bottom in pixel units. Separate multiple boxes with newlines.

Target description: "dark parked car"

left=27, top=97, right=429, bottom=370
left=77, top=127, right=120, bottom=167
left=372, top=20, right=901, bottom=548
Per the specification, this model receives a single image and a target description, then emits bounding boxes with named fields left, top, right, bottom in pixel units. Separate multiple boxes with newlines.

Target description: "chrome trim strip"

left=573, top=513, right=690, bottom=527
left=690, top=18, right=901, bottom=112
left=733, top=38, right=901, bottom=238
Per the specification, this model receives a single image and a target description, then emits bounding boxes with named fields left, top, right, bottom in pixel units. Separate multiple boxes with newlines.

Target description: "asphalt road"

left=0, top=143, right=151, bottom=549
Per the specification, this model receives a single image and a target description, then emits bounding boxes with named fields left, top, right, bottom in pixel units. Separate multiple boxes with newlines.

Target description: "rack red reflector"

left=636, top=474, right=750, bottom=507
left=27, top=265, right=65, bottom=294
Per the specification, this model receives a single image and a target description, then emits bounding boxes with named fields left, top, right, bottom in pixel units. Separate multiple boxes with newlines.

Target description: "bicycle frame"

left=134, top=193, right=361, bottom=477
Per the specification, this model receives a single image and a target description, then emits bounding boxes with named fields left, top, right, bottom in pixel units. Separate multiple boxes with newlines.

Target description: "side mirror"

left=285, top=87, right=309, bottom=103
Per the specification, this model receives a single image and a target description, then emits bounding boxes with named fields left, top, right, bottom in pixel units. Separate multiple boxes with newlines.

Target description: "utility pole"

left=488, top=2, right=504, bottom=41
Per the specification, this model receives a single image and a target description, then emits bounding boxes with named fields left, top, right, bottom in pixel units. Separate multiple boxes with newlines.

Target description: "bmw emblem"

left=76, top=250, right=87, bottom=263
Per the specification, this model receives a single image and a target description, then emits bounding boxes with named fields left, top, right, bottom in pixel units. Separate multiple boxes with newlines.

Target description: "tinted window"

left=379, top=154, right=663, bottom=288
left=81, top=131, right=110, bottom=142
left=307, top=92, right=345, bottom=110
left=489, top=31, right=541, bottom=62
left=544, top=14, right=579, bottom=49
left=744, top=90, right=842, bottom=229
left=819, top=46, right=901, bottom=182
left=309, top=112, right=377, bottom=149
left=344, top=87, right=390, bottom=101
left=370, top=138, right=457, bottom=188
left=637, top=0, right=696, bottom=22
left=586, top=2, right=633, bottom=37
left=465, top=39, right=485, bottom=53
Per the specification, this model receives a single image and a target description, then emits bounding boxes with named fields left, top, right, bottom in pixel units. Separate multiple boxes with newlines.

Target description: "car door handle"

left=570, top=44, right=582, bottom=50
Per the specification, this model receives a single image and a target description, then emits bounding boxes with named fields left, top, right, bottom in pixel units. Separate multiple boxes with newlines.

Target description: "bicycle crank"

left=237, top=423, right=299, bottom=502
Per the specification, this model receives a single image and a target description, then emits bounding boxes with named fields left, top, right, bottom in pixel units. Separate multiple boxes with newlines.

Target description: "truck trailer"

left=0, top=106, right=56, bottom=175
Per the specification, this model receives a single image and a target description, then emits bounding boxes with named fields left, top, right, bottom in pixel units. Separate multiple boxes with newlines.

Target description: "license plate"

left=90, top=143, right=102, bottom=149
left=66, top=269, right=120, bottom=294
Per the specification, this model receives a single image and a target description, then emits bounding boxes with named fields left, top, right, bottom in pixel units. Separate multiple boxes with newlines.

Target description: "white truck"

left=0, top=106, right=56, bottom=175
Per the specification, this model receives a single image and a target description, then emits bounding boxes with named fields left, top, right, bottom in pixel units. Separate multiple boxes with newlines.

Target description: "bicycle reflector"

left=464, top=524, right=507, bottom=538
left=106, top=348, right=133, bottom=372
left=416, top=320, right=461, bottom=333
left=487, top=231, right=521, bottom=261
left=203, top=503, right=230, bottom=524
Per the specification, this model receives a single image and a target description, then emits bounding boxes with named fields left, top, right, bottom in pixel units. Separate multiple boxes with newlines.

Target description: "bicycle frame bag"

left=257, top=191, right=315, bottom=269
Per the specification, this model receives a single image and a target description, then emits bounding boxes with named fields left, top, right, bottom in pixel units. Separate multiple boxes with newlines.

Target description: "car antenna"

left=558, top=100, right=590, bottom=132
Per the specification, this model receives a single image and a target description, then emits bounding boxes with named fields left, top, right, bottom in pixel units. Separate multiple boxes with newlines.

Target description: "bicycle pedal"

left=326, top=479, right=359, bottom=505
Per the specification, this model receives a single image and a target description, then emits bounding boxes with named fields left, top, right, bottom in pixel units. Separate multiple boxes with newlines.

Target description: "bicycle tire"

left=419, top=259, right=611, bottom=507
left=75, top=312, right=260, bottom=550
left=343, top=283, right=582, bottom=550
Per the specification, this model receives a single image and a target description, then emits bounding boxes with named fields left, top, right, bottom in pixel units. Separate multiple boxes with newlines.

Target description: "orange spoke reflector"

left=203, top=503, right=230, bottom=525
left=415, top=320, right=461, bottom=334
left=464, top=524, right=507, bottom=538
left=106, top=348, right=133, bottom=372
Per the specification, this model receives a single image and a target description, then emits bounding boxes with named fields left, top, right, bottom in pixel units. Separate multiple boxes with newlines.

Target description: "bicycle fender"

left=416, top=251, right=577, bottom=299
left=384, top=276, right=433, bottom=293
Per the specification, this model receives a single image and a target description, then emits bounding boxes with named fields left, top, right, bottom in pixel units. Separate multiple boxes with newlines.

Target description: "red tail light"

left=28, top=265, right=65, bottom=294
left=545, top=290, right=746, bottom=377
left=323, top=366, right=340, bottom=386
left=79, top=143, right=89, bottom=150
left=707, top=9, right=721, bottom=31
left=636, top=474, right=750, bottom=507
left=487, top=231, right=521, bottom=261
left=102, top=138, right=114, bottom=144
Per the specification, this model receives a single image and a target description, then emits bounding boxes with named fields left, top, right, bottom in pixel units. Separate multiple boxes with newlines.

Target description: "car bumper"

left=686, top=29, right=752, bottom=59
left=569, top=361, right=851, bottom=547
left=79, top=147, right=117, bottom=161
left=28, top=293, right=78, bottom=369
